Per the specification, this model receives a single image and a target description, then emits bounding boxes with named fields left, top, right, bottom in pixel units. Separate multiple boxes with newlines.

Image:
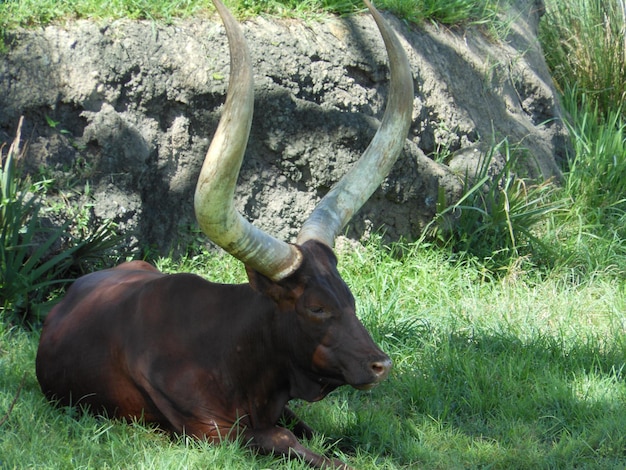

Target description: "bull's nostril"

left=370, top=358, right=392, bottom=379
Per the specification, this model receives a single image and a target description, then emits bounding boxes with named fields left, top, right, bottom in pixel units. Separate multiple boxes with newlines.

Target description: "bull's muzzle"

left=354, top=357, right=392, bottom=390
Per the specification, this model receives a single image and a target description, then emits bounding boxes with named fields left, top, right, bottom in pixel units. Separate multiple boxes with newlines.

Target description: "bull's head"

left=196, top=0, right=413, bottom=392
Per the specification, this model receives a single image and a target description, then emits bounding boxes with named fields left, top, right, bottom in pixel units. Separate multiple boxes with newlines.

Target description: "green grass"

left=2, top=0, right=626, bottom=467
left=540, top=0, right=626, bottom=119
left=1, top=119, right=121, bottom=326
left=2, top=241, right=626, bottom=469
left=0, top=0, right=502, bottom=24
left=0, top=0, right=503, bottom=51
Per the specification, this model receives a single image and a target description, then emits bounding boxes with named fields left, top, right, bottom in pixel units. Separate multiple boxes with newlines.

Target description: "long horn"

left=195, top=0, right=412, bottom=281
left=296, top=0, right=414, bottom=247
left=195, top=0, right=302, bottom=281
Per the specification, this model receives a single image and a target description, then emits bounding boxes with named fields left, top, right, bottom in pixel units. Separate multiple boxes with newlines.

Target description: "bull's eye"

left=305, top=306, right=332, bottom=320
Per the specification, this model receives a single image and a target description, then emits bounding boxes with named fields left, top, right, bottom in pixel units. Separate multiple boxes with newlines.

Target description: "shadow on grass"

left=3, top=318, right=625, bottom=469
left=307, top=327, right=626, bottom=469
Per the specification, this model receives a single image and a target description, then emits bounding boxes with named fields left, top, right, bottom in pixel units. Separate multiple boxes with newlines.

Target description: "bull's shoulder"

left=69, top=261, right=165, bottom=291
left=113, top=260, right=161, bottom=273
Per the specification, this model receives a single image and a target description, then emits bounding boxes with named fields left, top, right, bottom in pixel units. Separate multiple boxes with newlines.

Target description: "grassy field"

left=2, top=243, right=626, bottom=468
left=2, top=0, right=626, bottom=468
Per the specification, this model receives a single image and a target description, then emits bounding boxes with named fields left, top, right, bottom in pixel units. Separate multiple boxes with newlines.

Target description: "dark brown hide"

left=36, top=0, right=407, bottom=466
left=36, top=240, right=390, bottom=468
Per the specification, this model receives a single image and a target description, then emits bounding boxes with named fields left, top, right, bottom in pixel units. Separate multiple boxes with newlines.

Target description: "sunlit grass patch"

left=2, top=240, right=626, bottom=468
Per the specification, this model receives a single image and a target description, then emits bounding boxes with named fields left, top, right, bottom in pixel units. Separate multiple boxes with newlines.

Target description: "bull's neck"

left=214, top=288, right=290, bottom=427
left=225, top=286, right=335, bottom=407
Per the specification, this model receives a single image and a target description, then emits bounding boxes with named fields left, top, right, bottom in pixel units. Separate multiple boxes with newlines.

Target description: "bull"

left=35, top=0, right=413, bottom=468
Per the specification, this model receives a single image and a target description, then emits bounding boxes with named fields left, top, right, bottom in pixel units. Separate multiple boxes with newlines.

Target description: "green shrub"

left=1, top=118, right=120, bottom=326
left=429, top=140, right=564, bottom=270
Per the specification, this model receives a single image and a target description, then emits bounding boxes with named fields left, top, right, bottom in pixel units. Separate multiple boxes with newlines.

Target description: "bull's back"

left=35, top=261, right=166, bottom=416
left=36, top=261, right=258, bottom=425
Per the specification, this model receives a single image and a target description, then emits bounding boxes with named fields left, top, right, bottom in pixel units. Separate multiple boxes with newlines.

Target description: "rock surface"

left=0, top=1, right=569, bottom=254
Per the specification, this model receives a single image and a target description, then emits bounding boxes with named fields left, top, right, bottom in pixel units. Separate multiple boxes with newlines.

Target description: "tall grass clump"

left=542, top=92, right=626, bottom=276
left=428, top=139, right=563, bottom=272
left=563, top=92, right=626, bottom=229
left=1, top=119, right=120, bottom=326
left=538, top=0, right=626, bottom=276
left=540, top=0, right=626, bottom=118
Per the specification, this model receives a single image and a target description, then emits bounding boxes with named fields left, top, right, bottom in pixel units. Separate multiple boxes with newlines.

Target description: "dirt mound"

left=0, top=1, right=569, bottom=254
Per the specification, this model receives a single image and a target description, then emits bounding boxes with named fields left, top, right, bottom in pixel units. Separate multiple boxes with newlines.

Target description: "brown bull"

left=35, top=0, right=414, bottom=468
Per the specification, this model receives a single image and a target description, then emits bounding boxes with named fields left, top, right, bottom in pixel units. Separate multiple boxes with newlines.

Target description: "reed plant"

left=540, top=0, right=626, bottom=118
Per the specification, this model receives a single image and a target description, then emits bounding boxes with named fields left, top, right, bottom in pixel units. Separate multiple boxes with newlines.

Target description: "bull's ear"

left=246, top=266, right=285, bottom=301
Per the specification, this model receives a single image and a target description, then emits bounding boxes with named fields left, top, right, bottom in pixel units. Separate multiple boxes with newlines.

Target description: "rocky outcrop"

left=0, top=1, right=569, bottom=254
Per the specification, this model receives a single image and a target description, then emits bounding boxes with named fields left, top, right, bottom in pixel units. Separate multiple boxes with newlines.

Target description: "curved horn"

left=196, top=0, right=412, bottom=281
left=194, top=0, right=302, bottom=281
left=296, top=0, right=414, bottom=247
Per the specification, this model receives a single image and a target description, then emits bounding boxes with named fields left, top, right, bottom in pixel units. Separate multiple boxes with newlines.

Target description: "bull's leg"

left=280, top=406, right=314, bottom=439
left=244, top=426, right=351, bottom=469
